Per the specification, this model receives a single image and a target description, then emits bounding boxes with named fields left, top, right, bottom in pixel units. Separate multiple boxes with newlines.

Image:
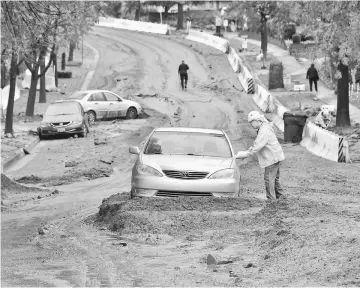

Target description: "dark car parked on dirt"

left=37, top=101, right=88, bottom=140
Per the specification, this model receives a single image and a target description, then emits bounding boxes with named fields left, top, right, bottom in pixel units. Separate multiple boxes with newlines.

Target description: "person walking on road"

left=178, top=60, right=189, bottom=90
left=306, top=63, right=319, bottom=92
left=236, top=111, right=285, bottom=200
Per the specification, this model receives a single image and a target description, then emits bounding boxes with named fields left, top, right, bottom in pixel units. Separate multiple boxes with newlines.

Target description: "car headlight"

left=40, top=122, right=49, bottom=127
left=208, top=169, right=235, bottom=179
left=136, top=164, right=163, bottom=177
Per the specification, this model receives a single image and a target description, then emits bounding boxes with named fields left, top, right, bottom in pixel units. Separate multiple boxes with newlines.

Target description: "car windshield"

left=45, top=102, right=80, bottom=116
left=69, top=91, right=88, bottom=100
left=144, top=131, right=232, bottom=158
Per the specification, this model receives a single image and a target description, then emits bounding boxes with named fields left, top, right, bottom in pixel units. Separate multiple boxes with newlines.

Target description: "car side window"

left=103, top=92, right=121, bottom=102
left=88, top=93, right=106, bottom=102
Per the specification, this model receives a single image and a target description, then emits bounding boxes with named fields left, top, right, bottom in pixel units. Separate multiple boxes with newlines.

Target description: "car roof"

left=71, top=90, right=118, bottom=94
left=154, top=127, right=225, bottom=135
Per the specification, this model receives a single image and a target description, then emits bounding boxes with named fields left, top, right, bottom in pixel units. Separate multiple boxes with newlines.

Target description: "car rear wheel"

left=80, top=123, right=87, bottom=138
left=87, top=110, right=96, bottom=124
left=126, top=107, right=138, bottom=119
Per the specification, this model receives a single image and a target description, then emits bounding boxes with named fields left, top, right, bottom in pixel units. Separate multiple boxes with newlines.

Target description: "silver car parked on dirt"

left=68, top=90, right=142, bottom=124
left=129, top=127, right=241, bottom=198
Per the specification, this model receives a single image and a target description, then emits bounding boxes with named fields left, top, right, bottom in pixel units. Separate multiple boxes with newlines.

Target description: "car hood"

left=140, top=154, right=234, bottom=173
left=43, top=114, right=82, bottom=123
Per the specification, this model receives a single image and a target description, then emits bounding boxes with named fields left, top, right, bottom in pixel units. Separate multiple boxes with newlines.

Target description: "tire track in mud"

left=92, top=29, right=170, bottom=93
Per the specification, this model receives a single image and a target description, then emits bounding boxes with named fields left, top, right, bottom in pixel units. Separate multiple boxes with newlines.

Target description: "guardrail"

left=186, top=30, right=230, bottom=53
left=97, top=17, right=171, bottom=35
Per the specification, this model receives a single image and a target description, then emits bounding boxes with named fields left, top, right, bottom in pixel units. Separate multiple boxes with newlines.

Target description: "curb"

left=2, top=42, right=100, bottom=175
left=1, top=136, right=40, bottom=174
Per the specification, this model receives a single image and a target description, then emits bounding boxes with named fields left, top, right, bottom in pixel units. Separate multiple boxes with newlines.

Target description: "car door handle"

left=94, top=103, right=99, bottom=105
left=110, top=103, right=113, bottom=105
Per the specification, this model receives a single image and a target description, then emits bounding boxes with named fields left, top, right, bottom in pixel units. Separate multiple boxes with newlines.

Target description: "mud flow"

left=2, top=27, right=360, bottom=287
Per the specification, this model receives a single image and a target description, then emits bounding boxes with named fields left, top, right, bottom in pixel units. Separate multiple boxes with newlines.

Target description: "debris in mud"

left=100, top=156, right=114, bottom=165
left=38, top=227, right=49, bottom=235
left=134, top=92, right=158, bottom=98
left=37, top=195, right=42, bottom=199
left=217, top=260, right=234, bottom=265
left=65, top=161, right=78, bottom=168
left=207, top=254, right=217, bottom=265
left=112, top=242, right=128, bottom=247
left=244, top=263, right=255, bottom=268
left=94, top=137, right=107, bottom=146
left=52, top=189, right=59, bottom=195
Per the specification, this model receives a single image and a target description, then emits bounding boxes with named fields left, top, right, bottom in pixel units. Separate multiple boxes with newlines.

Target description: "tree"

left=177, top=2, right=184, bottom=30
left=293, top=1, right=360, bottom=126
left=1, top=1, right=103, bottom=126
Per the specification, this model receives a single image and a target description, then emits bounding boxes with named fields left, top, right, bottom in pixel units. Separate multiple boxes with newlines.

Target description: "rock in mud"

left=65, top=161, right=78, bottom=168
left=207, top=254, right=217, bottom=265
left=52, top=189, right=60, bottom=195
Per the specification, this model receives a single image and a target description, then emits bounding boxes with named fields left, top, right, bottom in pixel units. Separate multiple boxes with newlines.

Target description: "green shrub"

left=269, top=61, right=284, bottom=90
left=292, top=34, right=301, bottom=44
left=57, top=71, right=72, bottom=78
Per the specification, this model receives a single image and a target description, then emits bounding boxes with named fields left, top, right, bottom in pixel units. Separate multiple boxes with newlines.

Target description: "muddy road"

left=1, top=27, right=256, bottom=287
left=2, top=27, right=360, bottom=287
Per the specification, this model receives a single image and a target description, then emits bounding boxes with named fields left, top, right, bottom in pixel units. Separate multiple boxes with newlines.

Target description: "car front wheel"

left=126, top=107, right=138, bottom=119
left=87, top=110, right=96, bottom=124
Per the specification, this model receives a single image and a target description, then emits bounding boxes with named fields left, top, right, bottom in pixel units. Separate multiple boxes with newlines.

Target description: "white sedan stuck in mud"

left=129, top=127, right=242, bottom=198
left=68, top=90, right=142, bottom=123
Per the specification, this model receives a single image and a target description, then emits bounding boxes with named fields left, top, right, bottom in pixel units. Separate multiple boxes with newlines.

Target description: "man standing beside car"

left=236, top=111, right=285, bottom=201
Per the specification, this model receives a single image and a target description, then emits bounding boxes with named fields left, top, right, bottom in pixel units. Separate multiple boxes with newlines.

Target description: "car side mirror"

left=39, top=113, right=43, bottom=118
left=129, top=146, right=140, bottom=155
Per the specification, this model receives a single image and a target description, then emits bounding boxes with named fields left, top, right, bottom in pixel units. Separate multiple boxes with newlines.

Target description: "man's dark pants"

left=216, top=26, right=221, bottom=36
left=264, top=161, right=283, bottom=200
left=180, top=73, right=188, bottom=89
left=309, top=79, right=318, bottom=92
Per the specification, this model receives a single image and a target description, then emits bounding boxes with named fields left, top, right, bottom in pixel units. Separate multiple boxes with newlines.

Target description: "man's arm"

left=186, top=64, right=189, bottom=71
left=247, top=126, right=269, bottom=155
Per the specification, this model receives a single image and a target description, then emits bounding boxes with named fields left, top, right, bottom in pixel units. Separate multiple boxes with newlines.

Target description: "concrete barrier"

left=186, top=30, right=229, bottom=53
left=238, top=63, right=255, bottom=94
left=300, top=121, right=347, bottom=162
left=97, top=17, right=170, bottom=35
left=253, top=84, right=274, bottom=112
left=272, top=103, right=289, bottom=133
left=227, top=47, right=241, bottom=73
